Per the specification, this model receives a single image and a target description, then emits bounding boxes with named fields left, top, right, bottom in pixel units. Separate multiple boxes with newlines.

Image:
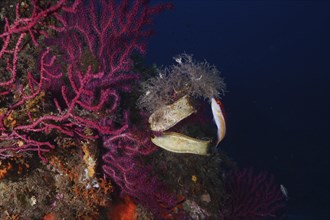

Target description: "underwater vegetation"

left=0, top=0, right=287, bottom=219
left=137, top=53, right=226, bottom=113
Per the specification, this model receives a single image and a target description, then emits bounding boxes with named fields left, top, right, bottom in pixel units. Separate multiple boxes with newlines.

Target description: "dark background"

left=147, top=0, right=330, bottom=218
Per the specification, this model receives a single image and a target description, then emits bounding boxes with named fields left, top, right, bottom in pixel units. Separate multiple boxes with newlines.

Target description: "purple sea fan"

left=38, top=0, right=174, bottom=143
left=101, top=113, right=180, bottom=217
left=48, top=0, right=173, bottom=91
left=0, top=0, right=81, bottom=161
left=220, top=168, right=287, bottom=220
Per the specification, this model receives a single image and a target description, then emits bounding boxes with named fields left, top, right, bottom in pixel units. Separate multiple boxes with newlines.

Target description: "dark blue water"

left=148, top=0, right=330, bottom=218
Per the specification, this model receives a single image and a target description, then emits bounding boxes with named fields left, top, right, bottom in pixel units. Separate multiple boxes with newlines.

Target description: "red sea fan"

left=101, top=112, right=181, bottom=217
left=221, top=168, right=287, bottom=220
left=0, top=0, right=81, bottom=161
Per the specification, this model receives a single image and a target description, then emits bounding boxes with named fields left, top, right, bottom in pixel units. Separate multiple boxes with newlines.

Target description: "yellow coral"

left=0, top=162, right=12, bottom=179
left=3, top=112, right=16, bottom=129
left=82, top=142, right=96, bottom=178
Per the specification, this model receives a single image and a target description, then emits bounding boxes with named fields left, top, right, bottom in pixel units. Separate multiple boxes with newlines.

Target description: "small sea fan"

left=138, top=53, right=226, bottom=113
left=221, top=168, right=287, bottom=220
